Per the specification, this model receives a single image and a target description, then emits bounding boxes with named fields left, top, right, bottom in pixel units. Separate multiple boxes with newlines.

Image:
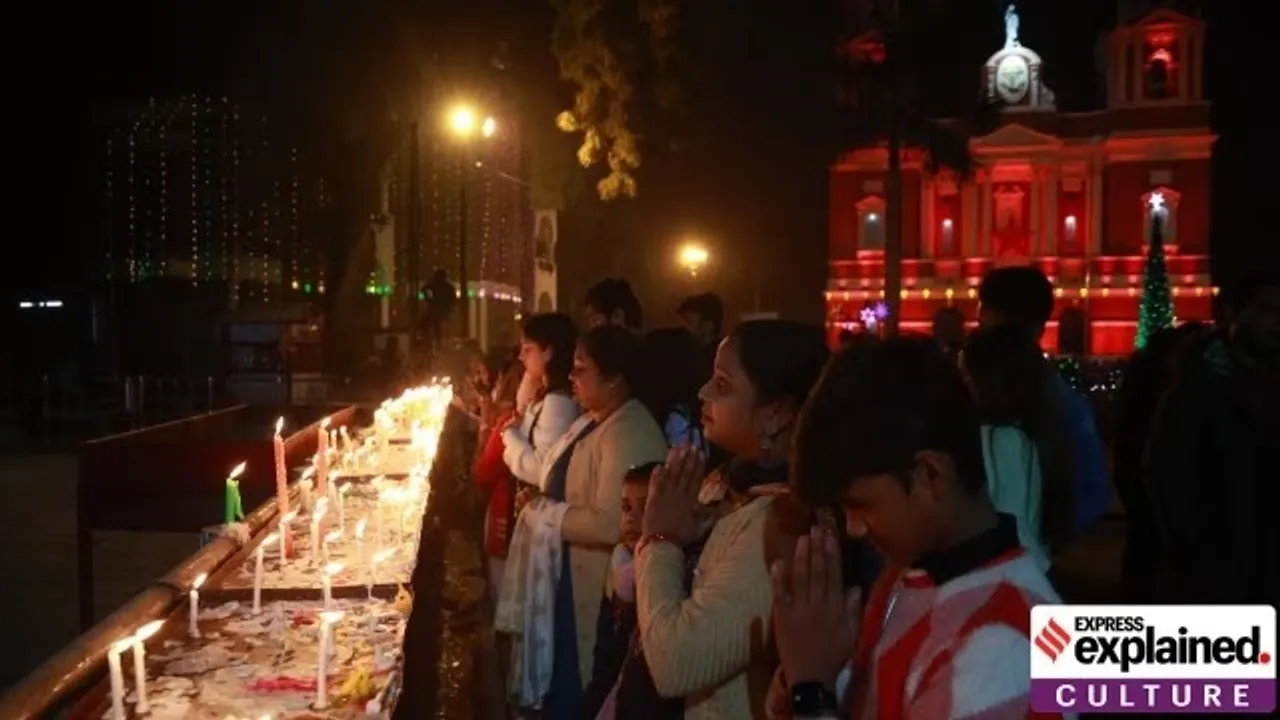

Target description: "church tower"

left=1107, top=7, right=1205, bottom=107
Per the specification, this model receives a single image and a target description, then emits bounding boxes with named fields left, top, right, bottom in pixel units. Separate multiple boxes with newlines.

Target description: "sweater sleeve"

left=502, top=394, right=579, bottom=485
left=562, top=416, right=667, bottom=547
left=634, top=507, right=772, bottom=698
left=906, top=625, right=1032, bottom=720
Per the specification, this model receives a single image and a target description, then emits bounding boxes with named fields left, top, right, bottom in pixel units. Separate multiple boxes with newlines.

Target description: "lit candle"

left=321, top=562, right=344, bottom=610
left=224, top=461, right=247, bottom=525
left=188, top=572, right=207, bottom=639
left=355, top=518, right=367, bottom=571
left=315, top=610, right=345, bottom=710
left=130, top=620, right=163, bottom=714
left=337, top=483, right=350, bottom=528
left=254, top=533, right=278, bottom=614
left=369, top=547, right=395, bottom=597
left=316, top=416, right=331, bottom=498
left=299, top=465, right=315, bottom=512
left=273, top=417, right=289, bottom=519
left=107, top=637, right=129, bottom=720
left=322, top=528, right=341, bottom=563
left=310, top=498, right=329, bottom=564
left=278, top=510, right=297, bottom=564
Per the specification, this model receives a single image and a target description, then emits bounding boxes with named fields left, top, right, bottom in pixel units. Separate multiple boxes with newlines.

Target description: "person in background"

left=931, top=306, right=966, bottom=363
left=978, top=266, right=1108, bottom=532
left=1111, top=322, right=1205, bottom=602
left=678, top=292, right=725, bottom=381
left=538, top=325, right=669, bottom=719
left=424, top=268, right=456, bottom=350
left=585, top=278, right=645, bottom=331
left=629, top=320, right=830, bottom=719
left=580, top=462, right=684, bottom=720
left=961, top=324, right=1076, bottom=571
left=773, top=336, right=1061, bottom=719
left=1146, top=274, right=1280, bottom=606
left=502, top=313, right=582, bottom=490
left=639, top=327, right=707, bottom=449
left=377, top=335, right=405, bottom=395
left=836, top=329, right=856, bottom=349
left=473, top=357, right=526, bottom=598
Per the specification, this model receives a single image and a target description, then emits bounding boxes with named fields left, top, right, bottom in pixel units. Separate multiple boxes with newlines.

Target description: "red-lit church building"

left=826, top=8, right=1215, bottom=355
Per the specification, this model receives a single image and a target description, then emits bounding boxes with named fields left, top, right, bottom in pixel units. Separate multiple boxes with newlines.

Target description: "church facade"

left=826, top=7, right=1214, bottom=355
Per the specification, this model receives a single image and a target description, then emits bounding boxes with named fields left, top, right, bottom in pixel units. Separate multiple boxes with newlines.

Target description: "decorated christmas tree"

left=1134, top=193, right=1176, bottom=349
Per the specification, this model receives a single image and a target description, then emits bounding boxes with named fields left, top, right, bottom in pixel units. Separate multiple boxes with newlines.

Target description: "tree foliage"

left=550, top=0, right=682, bottom=200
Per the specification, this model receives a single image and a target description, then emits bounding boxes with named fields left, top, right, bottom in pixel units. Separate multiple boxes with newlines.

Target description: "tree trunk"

left=884, top=130, right=903, bottom=336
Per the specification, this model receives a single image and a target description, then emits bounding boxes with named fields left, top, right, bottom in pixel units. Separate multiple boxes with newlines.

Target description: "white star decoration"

left=1148, top=191, right=1165, bottom=212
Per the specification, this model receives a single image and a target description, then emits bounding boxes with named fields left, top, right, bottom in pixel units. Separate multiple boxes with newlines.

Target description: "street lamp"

left=677, top=242, right=710, bottom=278
left=445, top=102, right=497, bottom=340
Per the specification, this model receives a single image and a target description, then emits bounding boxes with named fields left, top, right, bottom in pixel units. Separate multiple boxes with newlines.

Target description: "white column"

left=962, top=179, right=978, bottom=258
left=980, top=174, right=993, bottom=257
left=1045, top=172, right=1059, bottom=257
left=1089, top=164, right=1104, bottom=256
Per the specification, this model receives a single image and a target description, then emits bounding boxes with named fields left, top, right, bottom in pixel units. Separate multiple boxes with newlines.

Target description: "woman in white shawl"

left=503, top=313, right=583, bottom=490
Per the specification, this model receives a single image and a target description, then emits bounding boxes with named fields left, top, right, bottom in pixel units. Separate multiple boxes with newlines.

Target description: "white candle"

left=188, top=572, right=207, bottom=638
left=278, top=510, right=297, bottom=565
left=337, top=483, right=350, bottom=528
left=315, top=610, right=344, bottom=710
left=321, top=562, right=344, bottom=609
left=310, top=498, right=329, bottom=564
left=130, top=620, right=163, bottom=714
left=254, top=533, right=278, bottom=614
left=355, top=518, right=367, bottom=570
left=323, top=528, right=341, bottom=563
left=106, top=638, right=129, bottom=720
left=369, top=547, right=395, bottom=598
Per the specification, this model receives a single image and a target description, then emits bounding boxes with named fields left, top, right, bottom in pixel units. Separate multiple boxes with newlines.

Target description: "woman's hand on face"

left=641, top=445, right=706, bottom=546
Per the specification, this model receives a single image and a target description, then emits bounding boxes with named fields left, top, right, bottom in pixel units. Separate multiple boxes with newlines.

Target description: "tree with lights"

left=1134, top=192, right=1175, bottom=349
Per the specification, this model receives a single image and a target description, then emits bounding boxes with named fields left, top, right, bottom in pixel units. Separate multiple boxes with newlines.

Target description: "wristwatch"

left=789, top=681, right=838, bottom=716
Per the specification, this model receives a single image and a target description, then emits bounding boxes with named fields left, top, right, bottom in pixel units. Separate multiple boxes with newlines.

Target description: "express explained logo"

left=1033, top=615, right=1271, bottom=673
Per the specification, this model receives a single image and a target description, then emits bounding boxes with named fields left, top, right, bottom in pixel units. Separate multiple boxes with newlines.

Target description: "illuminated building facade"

left=826, top=7, right=1215, bottom=355
left=99, top=96, right=331, bottom=307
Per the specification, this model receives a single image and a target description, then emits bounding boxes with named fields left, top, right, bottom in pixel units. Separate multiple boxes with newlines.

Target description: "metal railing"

left=0, top=375, right=228, bottom=450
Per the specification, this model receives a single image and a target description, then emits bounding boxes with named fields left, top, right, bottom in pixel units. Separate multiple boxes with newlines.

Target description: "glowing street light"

left=677, top=242, right=710, bottom=278
left=447, top=104, right=497, bottom=140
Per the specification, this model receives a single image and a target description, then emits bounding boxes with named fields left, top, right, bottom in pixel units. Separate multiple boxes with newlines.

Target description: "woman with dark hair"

left=497, top=324, right=668, bottom=719
left=640, top=327, right=706, bottom=449
left=960, top=323, right=1076, bottom=569
left=606, top=320, right=829, bottom=719
left=502, top=313, right=582, bottom=487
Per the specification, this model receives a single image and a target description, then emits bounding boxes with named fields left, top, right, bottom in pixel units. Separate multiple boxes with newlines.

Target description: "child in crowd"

left=581, top=463, right=684, bottom=720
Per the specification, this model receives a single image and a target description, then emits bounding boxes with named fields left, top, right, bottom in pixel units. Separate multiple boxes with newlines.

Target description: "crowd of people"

left=450, top=269, right=1277, bottom=719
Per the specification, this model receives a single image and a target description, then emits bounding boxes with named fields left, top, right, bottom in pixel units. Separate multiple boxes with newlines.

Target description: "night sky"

left=6, top=0, right=1264, bottom=316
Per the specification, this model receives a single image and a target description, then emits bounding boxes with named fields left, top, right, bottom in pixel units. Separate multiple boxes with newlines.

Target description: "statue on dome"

left=1004, top=4, right=1020, bottom=49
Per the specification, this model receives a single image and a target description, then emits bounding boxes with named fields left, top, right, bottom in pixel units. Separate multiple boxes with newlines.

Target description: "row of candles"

left=104, top=383, right=452, bottom=718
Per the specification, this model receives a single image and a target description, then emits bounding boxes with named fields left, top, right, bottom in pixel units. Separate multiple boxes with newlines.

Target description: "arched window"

left=1142, top=187, right=1180, bottom=252
left=856, top=195, right=886, bottom=256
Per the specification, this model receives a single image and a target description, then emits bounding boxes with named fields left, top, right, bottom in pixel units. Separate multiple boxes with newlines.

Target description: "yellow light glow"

left=677, top=243, right=710, bottom=275
left=481, top=116, right=497, bottom=138
left=449, top=106, right=476, bottom=135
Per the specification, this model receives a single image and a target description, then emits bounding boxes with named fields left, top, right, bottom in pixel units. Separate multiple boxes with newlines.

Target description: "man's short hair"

left=677, top=293, right=725, bottom=336
left=978, top=266, right=1055, bottom=328
left=624, top=461, right=662, bottom=484
left=792, top=336, right=987, bottom=506
left=585, top=278, right=644, bottom=329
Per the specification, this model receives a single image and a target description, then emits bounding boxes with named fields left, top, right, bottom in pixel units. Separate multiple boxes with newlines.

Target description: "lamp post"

left=446, top=104, right=497, bottom=339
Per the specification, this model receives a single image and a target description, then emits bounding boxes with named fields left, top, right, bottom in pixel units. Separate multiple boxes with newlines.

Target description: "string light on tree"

left=1135, top=191, right=1176, bottom=349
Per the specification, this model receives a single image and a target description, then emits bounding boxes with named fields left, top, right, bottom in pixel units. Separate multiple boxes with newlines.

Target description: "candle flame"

left=134, top=619, right=164, bottom=642
left=372, top=548, right=395, bottom=564
left=281, top=510, right=298, bottom=524
left=321, top=416, right=331, bottom=429
left=301, top=466, right=316, bottom=481
left=355, top=518, right=367, bottom=537
left=192, top=573, right=208, bottom=590
left=228, top=461, right=247, bottom=480
left=324, top=528, right=342, bottom=543
left=319, top=609, right=345, bottom=624
left=275, top=417, right=284, bottom=434
left=324, top=562, right=344, bottom=576
left=110, top=637, right=133, bottom=654
left=338, top=483, right=351, bottom=495
left=264, top=532, right=280, bottom=545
